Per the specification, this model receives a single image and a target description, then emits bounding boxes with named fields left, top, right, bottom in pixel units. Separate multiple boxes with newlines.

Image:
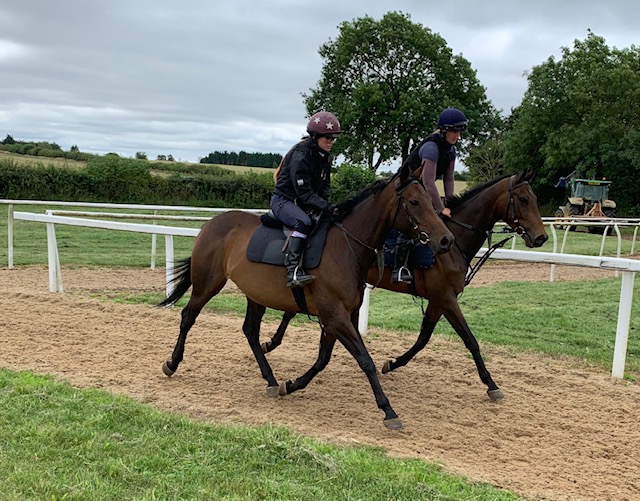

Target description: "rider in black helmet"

left=391, top=107, right=467, bottom=284
left=271, top=111, right=342, bottom=287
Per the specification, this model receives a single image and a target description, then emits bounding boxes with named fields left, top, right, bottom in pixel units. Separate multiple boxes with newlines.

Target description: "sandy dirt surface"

left=1, top=263, right=639, bottom=501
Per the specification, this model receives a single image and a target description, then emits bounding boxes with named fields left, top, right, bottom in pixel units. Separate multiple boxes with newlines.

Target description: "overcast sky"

left=1, top=1, right=638, bottom=165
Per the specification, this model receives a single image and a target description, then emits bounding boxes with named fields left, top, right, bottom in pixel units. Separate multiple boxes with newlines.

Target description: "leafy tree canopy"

left=303, top=11, right=500, bottom=171
left=502, top=31, right=640, bottom=212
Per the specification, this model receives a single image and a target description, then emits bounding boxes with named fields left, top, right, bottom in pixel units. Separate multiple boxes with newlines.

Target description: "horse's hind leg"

left=243, top=299, right=280, bottom=396
left=279, top=330, right=336, bottom=395
left=443, top=302, right=503, bottom=401
left=261, top=311, right=296, bottom=354
left=382, top=307, right=441, bottom=374
left=163, top=278, right=226, bottom=376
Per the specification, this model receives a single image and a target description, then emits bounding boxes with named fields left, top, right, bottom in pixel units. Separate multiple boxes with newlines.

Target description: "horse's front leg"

left=329, top=310, right=402, bottom=430
left=243, top=299, right=280, bottom=396
left=382, top=303, right=442, bottom=374
left=261, top=311, right=296, bottom=354
left=443, top=300, right=503, bottom=401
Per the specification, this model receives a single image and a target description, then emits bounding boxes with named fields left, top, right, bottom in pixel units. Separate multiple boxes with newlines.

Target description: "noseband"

left=393, top=178, right=431, bottom=245
left=507, top=175, right=527, bottom=236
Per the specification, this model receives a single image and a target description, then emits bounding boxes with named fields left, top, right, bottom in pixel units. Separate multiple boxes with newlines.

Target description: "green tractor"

left=554, top=173, right=616, bottom=233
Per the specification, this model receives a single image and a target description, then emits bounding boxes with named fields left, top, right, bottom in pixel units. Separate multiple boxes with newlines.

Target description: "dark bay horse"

left=159, top=163, right=454, bottom=430
left=262, top=170, right=548, bottom=401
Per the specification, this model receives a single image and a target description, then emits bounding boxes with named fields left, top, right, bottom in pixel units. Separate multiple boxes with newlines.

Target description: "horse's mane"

left=445, top=173, right=513, bottom=211
left=331, top=175, right=393, bottom=221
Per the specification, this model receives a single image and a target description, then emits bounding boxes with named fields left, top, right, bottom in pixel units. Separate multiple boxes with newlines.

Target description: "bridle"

left=507, top=175, right=527, bottom=236
left=334, top=176, right=433, bottom=284
left=393, top=177, right=431, bottom=246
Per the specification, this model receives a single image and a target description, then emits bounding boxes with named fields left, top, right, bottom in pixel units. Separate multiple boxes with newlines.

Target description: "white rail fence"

left=4, top=200, right=639, bottom=273
left=2, top=199, right=267, bottom=269
left=10, top=210, right=640, bottom=380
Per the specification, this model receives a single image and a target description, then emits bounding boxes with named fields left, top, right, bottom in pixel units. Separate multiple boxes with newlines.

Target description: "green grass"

left=0, top=369, right=521, bottom=501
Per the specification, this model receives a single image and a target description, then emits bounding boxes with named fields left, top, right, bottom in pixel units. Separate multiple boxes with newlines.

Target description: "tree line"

left=200, top=151, right=282, bottom=168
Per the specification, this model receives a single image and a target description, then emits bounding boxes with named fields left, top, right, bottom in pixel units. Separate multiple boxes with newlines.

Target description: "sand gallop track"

left=1, top=265, right=639, bottom=501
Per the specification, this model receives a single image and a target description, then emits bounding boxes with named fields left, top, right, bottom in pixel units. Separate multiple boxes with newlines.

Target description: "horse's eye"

left=409, top=199, right=419, bottom=206
left=518, top=197, right=529, bottom=205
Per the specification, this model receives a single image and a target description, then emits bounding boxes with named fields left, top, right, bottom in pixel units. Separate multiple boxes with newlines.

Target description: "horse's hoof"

left=261, top=342, right=270, bottom=354
left=162, top=361, right=175, bottom=377
left=381, top=360, right=393, bottom=374
left=383, top=417, right=403, bottom=430
left=487, top=389, right=504, bottom=401
left=278, top=381, right=290, bottom=396
left=266, top=386, right=279, bottom=397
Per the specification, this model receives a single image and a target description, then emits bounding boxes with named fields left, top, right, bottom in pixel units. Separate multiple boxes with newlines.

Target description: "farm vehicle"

left=554, top=172, right=616, bottom=234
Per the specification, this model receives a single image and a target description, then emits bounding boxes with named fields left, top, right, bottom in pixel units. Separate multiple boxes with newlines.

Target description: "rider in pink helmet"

left=271, top=111, right=343, bottom=287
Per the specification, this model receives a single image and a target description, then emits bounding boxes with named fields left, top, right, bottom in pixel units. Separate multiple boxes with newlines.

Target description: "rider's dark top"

left=274, top=138, right=332, bottom=213
left=404, top=132, right=456, bottom=178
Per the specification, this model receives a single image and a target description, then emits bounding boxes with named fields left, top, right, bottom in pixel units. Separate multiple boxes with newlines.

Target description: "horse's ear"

left=411, top=163, right=423, bottom=180
left=524, top=167, right=537, bottom=183
left=399, top=161, right=410, bottom=183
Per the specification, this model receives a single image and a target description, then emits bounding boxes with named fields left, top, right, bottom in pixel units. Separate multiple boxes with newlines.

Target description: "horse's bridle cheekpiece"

left=507, top=175, right=527, bottom=236
left=393, top=178, right=431, bottom=245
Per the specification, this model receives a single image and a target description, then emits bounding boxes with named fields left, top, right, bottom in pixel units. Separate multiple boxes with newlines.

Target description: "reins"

left=333, top=177, right=430, bottom=287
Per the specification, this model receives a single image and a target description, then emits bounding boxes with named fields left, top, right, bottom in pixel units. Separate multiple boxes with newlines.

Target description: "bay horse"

left=159, top=163, right=454, bottom=430
left=262, top=170, right=548, bottom=401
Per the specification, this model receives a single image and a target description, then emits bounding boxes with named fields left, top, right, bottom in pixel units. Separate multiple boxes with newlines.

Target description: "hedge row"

left=0, top=156, right=274, bottom=208
left=1, top=155, right=381, bottom=209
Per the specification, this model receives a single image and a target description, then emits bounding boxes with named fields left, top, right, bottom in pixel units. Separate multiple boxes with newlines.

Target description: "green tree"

left=502, top=31, right=640, bottom=213
left=464, top=137, right=505, bottom=184
left=330, top=162, right=379, bottom=202
left=303, top=11, right=500, bottom=172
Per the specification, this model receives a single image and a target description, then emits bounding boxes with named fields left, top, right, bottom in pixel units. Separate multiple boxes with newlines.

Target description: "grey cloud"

left=1, top=0, right=639, bottom=162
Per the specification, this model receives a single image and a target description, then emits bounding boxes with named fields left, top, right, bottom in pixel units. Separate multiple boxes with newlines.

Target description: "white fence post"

left=612, top=271, right=635, bottom=379
left=45, top=222, right=63, bottom=292
left=151, top=210, right=158, bottom=270
left=7, top=203, right=14, bottom=269
left=358, top=284, right=372, bottom=334
left=165, top=235, right=175, bottom=296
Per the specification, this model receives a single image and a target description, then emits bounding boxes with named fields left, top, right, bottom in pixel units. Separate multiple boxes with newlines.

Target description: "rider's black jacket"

left=274, top=138, right=332, bottom=213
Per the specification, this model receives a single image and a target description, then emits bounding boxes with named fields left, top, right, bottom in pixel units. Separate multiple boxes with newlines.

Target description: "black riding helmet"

left=437, top=107, right=468, bottom=132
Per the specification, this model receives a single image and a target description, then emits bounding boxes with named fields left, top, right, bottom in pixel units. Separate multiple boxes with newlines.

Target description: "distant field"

left=0, top=150, right=87, bottom=170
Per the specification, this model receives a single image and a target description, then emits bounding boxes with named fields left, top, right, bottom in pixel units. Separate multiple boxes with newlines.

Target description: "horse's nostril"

left=440, top=235, right=454, bottom=251
left=535, top=234, right=549, bottom=246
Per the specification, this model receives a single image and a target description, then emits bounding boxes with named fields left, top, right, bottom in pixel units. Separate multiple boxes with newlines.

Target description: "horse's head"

left=392, top=163, right=454, bottom=254
left=504, top=169, right=548, bottom=248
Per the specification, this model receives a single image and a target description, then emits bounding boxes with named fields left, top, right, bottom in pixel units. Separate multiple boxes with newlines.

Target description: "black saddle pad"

left=246, top=219, right=331, bottom=269
left=383, top=229, right=435, bottom=269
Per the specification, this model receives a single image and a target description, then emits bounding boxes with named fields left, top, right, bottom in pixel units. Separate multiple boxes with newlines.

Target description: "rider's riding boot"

left=391, top=244, right=413, bottom=284
left=285, top=237, right=315, bottom=288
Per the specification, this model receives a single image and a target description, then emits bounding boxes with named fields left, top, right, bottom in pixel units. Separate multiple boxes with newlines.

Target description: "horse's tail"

left=158, top=257, right=192, bottom=307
